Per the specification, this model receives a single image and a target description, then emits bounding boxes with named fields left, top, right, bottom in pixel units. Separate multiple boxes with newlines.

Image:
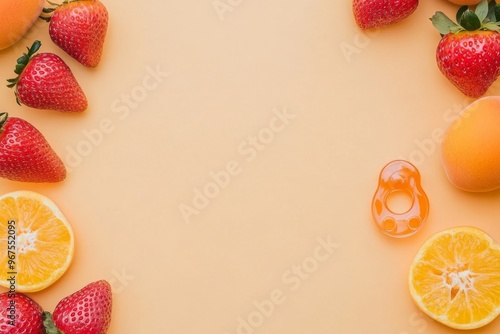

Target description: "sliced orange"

left=409, top=226, right=500, bottom=329
left=0, top=191, right=74, bottom=292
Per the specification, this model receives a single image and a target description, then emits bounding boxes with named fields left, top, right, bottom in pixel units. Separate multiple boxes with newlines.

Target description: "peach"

left=0, top=0, right=45, bottom=50
left=441, top=96, right=500, bottom=192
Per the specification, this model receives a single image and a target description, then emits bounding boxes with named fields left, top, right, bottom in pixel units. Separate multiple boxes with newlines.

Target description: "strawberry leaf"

left=457, top=6, right=468, bottom=24
left=431, top=11, right=461, bottom=35
left=0, top=113, right=8, bottom=129
left=39, top=1, right=67, bottom=22
left=483, top=21, right=500, bottom=30
left=43, top=312, right=63, bottom=334
left=461, top=10, right=482, bottom=31
left=6, top=40, right=42, bottom=89
left=486, top=0, right=497, bottom=22
left=15, top=63, right=26, bottom=75
left=449, top=25, right=465, bottom=33
left=475, top=0, right=489, bottom=22
left=14, top=93, right=21, bottom=106
left=432, top=0, right=499, bottom=35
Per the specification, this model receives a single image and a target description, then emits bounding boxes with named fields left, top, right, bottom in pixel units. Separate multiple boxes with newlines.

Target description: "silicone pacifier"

left=372, top=160, right=429, bottom=238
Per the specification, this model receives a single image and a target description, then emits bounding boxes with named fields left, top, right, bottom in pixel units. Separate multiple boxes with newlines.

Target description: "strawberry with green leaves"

left=353, top=0, right=418, bottom=30
left=0, top=292, right=45, bottom=334
left=0, top=112, right=66, bottom=183
left=431, top=0, right=500, bottom=97
left=44, top=280, right=113, bottom=334
left=42, top=0, right=109, bottom=68
left=7, top=40, right=88, bottom=112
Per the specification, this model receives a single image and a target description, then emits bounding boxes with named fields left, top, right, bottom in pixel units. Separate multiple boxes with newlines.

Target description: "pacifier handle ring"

left=372, top=160, right=430, bottom=238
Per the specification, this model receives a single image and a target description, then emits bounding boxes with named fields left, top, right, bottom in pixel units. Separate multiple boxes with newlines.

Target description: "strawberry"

left=42, top=0, right=109, bottom=68
left=353, top=0, right=418, bottom=29
left=7, top=40, right=87, bottom=113
left=0, top=292, right=45, bottom=334
left=431, top=0, right=500, bottom=97
left=0, top=112, right=66, bottom=183
left=43, top=280, right=113, bottom=334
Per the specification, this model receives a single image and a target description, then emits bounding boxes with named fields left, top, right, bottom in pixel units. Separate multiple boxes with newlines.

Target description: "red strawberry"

left=431, top=0, right=500, bottom=97
left=44, top=280, right=113, bottom=334
left=353, top=0, right=418, bottom=29
left=0, top=292, right=45, bottom=334
left=7, top=40, right=88, bottom=112
left=43, top=0, right=109, bottom=67
left=0, top=112, right=66, bottom=183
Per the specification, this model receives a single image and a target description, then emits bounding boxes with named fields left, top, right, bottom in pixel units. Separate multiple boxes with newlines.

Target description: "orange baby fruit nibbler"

left=372, top=160, right=429, bottom=238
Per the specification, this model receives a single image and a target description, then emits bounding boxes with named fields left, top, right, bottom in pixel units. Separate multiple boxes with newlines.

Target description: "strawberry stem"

left=0, top=113, right=8, bottom=129
left=42, top=312, right=63, bottom=334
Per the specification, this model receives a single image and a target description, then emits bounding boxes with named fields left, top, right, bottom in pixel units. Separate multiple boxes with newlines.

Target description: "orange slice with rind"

left=409, top=226, right=500, bottom=329
left=0, top=191, right=74, bottom=292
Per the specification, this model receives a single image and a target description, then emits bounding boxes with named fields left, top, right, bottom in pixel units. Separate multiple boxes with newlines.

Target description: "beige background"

left=1, top=0, right=500, bottom=333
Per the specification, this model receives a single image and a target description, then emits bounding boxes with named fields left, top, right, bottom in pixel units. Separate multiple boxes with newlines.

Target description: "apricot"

left=0, top=0, right=45, bottom=50
left=441, top=96, right=500, bottom=192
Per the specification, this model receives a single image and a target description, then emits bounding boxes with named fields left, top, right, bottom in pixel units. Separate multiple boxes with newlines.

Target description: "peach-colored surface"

left=0, top=0, right=44, bottom=50
left=1, top=0, right=500, bottom=333
left=441, top=96, right=500, bottom=192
